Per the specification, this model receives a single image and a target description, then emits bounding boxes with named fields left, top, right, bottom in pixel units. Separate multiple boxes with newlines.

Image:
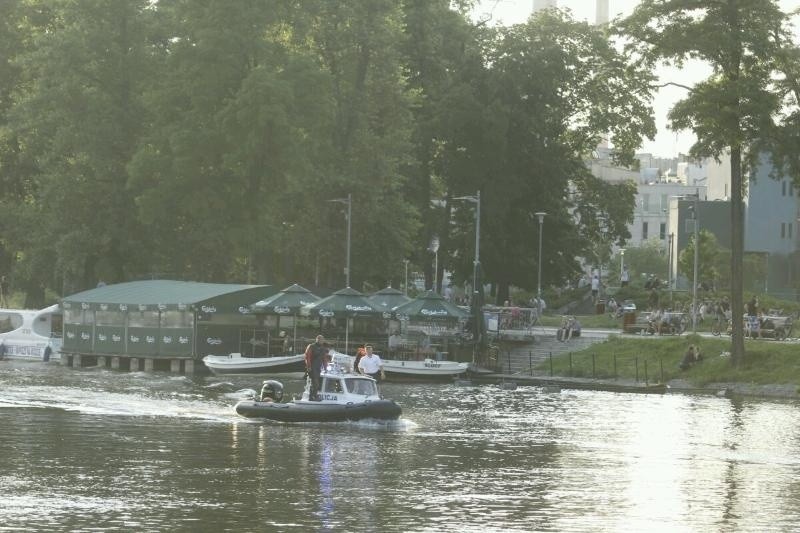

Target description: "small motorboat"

left=234, top=356, right=402, bottom=423
left=381, top=358, right=468, bottom=381
left=202, top=352, right=305, bottom=376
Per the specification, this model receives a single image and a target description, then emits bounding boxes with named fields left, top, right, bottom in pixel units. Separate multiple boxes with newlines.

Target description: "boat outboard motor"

left=260, top=380, right=284, bottom=402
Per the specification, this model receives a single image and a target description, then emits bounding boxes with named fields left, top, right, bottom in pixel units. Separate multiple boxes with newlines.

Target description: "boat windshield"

left=344, top=378, right=378, bottom=397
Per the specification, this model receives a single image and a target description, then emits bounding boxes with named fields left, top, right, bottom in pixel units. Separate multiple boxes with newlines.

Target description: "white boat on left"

left=202, top=352, right=306, bottom=376
left=0, top=304, right=62, bottom=362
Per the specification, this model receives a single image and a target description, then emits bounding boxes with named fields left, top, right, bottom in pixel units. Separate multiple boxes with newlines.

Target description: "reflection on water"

left=1, top=359, right=800, bottom=531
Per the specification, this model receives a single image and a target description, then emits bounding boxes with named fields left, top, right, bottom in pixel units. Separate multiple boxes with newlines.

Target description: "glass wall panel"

left=161, top=310, right=192, bottom=328
left=129, top=310, right=160, bottom=327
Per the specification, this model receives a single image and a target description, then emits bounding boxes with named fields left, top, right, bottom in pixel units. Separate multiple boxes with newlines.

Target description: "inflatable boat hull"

left=235, top=399, right=401, bottom=423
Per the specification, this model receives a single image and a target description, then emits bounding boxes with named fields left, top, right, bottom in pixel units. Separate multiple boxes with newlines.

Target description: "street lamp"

left=429, top=235, right=440, bottom=293
left=403, top=259, right=410, bottom=296
left=452, top=191, right=481, bottom=305
left=674, top=191, right=700, bottom=333
left=328, top=193, right=352, bottom=287
left=691, top=194, right=699, bottom=333
left=534, top=212, right=547, bottom=312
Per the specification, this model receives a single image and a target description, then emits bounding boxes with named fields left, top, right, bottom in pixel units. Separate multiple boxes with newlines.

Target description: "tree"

left=400, top=0, right=482, bottom=292
left=305, top=0, right=420, bottom=289
left=129, top=1, right=336, bottom=284
left=444, top=10, right=655, bottom=303
left=678, top=229, right=722, bottom=288
left=9, top=0, right=155, bottom=294
left=620, top=0, right=800, bottom=365
left=608, top=240, right=669, bottom=285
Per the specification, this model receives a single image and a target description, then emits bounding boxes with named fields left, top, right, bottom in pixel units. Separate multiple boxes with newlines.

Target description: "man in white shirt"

left=358, top=345, right=385, bottom=381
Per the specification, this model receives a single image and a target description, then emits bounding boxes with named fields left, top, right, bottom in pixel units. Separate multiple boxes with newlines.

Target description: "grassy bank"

left=535, top=334, right=800, bottom=389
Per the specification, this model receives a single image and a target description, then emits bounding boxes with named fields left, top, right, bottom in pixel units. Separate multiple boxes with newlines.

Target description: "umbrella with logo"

left=392, top=291, right=469, bottom=358
left=368, top=287, right=412, bottom=318
left=302, top=287, right=382, bottom=353
left=392, top=290, right=469, bottom=321
left=251, top=284, right=320, bottom=354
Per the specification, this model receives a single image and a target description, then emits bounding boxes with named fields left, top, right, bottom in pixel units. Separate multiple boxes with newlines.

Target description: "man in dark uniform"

left=304, top=335, right=329, bottom=401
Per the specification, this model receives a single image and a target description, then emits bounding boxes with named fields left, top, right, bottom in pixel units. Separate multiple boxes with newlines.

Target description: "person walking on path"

left=591, top=274, right=600, bottom=303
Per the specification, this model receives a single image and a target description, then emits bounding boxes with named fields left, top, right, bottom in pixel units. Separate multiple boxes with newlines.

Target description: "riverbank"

left=666, top=378, right=800, bottom=400
left=521, top=334, right=800, bottom=400
left=470, top=372, right=800, bottom=400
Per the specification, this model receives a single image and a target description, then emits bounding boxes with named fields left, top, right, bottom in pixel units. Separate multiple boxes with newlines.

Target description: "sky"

left=475, top=0, right=800, bottom=158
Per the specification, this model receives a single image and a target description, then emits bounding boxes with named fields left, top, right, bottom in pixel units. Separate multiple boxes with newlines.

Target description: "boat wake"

left=0, top=385, right=238, bottom=423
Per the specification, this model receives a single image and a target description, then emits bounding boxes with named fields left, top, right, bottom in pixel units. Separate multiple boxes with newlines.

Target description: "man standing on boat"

left=358, top=345, right=385, bottom=382
left=305, top=335, right=329, bottom=401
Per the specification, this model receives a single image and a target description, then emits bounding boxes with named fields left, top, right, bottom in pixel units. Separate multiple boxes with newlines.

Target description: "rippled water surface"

left=2, top=360, right=800, bottom=532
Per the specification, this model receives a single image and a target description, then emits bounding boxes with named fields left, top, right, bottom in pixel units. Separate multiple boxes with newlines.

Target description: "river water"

left=1, top=360, right=799, bottom=532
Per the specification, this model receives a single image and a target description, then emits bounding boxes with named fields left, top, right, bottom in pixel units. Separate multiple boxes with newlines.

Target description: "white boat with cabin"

left=0, top=304, right=62, bottom=362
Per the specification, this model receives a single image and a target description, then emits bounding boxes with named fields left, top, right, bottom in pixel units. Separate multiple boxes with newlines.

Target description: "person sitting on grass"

left=679, top=344, right=702, bottom=371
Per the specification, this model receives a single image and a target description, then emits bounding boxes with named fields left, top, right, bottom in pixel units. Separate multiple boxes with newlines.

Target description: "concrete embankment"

left=465, top=370, right=800, bottom=400
left=468, top=372, right=667, bottom=394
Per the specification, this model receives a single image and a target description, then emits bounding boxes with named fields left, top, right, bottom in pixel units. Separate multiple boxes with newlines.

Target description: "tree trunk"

left=730, top=146, right=745, bottom=365
left=495, top=282, right=510, bottom=306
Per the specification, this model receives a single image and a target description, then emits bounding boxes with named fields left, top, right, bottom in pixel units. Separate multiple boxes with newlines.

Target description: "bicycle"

left=710, top=314, right=725, bottom=336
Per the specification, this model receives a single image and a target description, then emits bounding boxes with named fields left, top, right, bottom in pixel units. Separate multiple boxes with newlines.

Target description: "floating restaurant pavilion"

left=61, top=280, right=275, bottom=373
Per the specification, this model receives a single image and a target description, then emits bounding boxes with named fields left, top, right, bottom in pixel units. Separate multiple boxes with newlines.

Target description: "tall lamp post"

left=668, top=232, right=674, bottom=305
left=403, top=259, right=410, bottom=296
left=672, top=192, right=700, bottom=332
left=534, top=212, right=547, bottom=312
left=453, top=190, right=481, bottom=364
left=329, top=193, right=352, bottom=287
left=453, top=191, right=481, bottom=304
left=429, top=235, right=440, bottom=293
left=691, top=193, right=699, bottom=333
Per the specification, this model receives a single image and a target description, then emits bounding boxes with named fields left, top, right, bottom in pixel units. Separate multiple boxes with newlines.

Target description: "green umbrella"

left=393, top=290, right=469, bottom=321
left=251, top=284, right=320, bottom=354
left=303, top=287, right=382, bottom=352
left=368, top=287, right=412, bottom=318
left=252, top=284, right=320, bottom=315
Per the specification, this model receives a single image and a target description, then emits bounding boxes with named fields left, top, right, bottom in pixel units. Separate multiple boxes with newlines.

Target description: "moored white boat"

left=0, top=305, right=62, bottom=362
left=202, top=352, right=305, bottom=375
left=381, top=358, right=468, bottom=381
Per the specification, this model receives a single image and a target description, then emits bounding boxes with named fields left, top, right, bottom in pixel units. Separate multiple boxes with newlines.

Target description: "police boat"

left=234, top=356, right=402, bottom=423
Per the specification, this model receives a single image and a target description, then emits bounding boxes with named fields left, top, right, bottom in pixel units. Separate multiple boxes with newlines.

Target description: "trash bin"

left=596, top=299, right=606, bottom=314
left=623, top=311, right=636, bottom=331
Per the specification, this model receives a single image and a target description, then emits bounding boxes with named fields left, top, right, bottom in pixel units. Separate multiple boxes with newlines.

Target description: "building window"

left=660, top=222, right=666, bottom=240
left=790, top=223, right=794, bottom=239
left=660, top=194, right=668, bottom=211
left=782, top=181, right=787, bottom=196
left=642, top=222, right=649, bottom=240
left=781, top=223, right=786, bottom=238
left=642, top=194, right=650, bottom=212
